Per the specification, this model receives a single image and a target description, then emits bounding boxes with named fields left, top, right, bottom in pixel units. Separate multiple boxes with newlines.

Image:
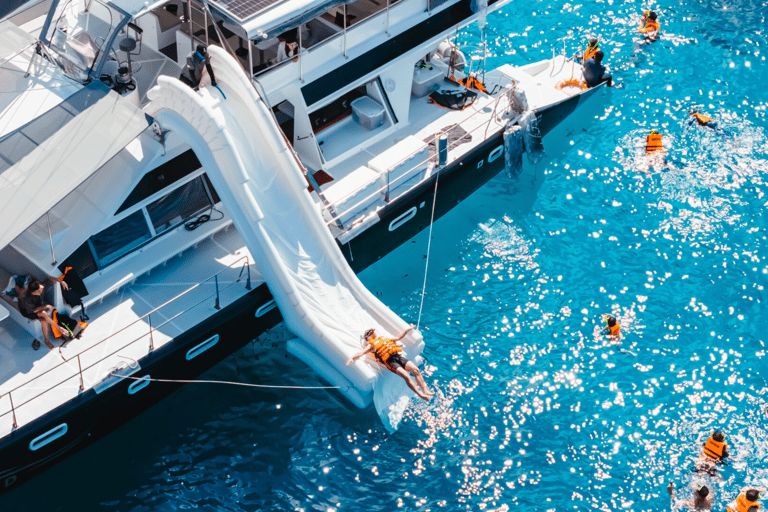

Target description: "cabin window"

left=60, top=170, right=219, bottom=279
left=273, top=101, right=295, bottom=144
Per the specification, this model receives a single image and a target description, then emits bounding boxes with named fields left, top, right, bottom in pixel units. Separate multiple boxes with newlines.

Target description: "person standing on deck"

left=179, top=44, right=217, bottom=89
left=347, top=325, right=434, bottom=400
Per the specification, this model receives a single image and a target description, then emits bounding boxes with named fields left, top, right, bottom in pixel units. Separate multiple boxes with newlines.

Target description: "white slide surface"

left=146, top=47, right=423, bottom=430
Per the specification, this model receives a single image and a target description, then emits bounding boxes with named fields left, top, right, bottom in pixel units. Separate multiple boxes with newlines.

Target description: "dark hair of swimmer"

left=588, top=38, right=598, bottom=47
left=649, top=11, right=657, bottom=20
left=696, top=486, right=709, bottom=498
left=594, top=50, right=604, bottom=63
left=712, top=430, right=725, bottom=442
left=363, top=328, right=376, bottom=340
left=605, top=314, right=617, bottom=327
left=746, top=489, right=759, bottom=502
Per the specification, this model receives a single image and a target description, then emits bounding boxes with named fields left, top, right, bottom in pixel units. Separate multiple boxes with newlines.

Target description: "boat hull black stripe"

left=301, top=1, right=474, bottom=106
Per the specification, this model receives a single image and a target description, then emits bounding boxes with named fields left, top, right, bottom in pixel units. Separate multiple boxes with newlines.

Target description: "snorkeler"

left=694, top=430, right=729, bottom=473
left=636, top=129, right=669, bottom=172
left=575, top=38, right=600, bottom=62
left=347, top=325, right=434, bottom=400
left=639, top=11, right=660, bottom=41
left=601, top=314, right=621, bottom=342
left=727, top=488, right=765, bottom=512
left=668, top=482, right=713, bottom=510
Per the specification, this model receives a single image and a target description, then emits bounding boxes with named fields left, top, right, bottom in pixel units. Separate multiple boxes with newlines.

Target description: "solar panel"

left=209, top=0, right=285, bottom=22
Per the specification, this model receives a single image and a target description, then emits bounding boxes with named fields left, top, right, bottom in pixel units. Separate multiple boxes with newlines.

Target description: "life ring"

left=555, top=79, right=588, bottom=95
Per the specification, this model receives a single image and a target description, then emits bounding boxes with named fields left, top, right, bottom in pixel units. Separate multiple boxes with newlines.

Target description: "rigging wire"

left=416, top=169, right=440, bottom=331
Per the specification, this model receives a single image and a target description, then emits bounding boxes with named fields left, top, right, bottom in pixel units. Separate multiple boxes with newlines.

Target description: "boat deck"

left=0, top=226, right=261, bottom=437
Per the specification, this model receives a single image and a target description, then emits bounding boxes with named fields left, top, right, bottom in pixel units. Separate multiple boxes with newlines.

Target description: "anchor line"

left=417, top=170, right=440, bottom=331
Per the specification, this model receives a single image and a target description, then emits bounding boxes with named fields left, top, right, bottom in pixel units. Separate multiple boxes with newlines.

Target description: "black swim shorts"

left=386, top=352, right=407, bottom=371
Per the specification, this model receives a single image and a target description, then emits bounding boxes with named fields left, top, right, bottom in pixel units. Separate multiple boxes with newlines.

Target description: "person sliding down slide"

left=347, top=326, right=434, bottom=400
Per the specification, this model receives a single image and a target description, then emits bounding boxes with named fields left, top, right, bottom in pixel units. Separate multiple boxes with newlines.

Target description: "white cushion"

left=368, top=136, right=429, bottom=200
left=323, top=166, right=381, bottom=227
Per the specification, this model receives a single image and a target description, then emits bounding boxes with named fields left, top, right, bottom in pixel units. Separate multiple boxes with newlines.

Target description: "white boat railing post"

left=203, top=0, right=209, bottom=46
left=187, top=0, right=194, bottom=52
left=148, top=314, right=154, bottom=351
left=9, top=392, right=18, bottom=429
left=299, top=28, right=304, bottom=82
left=77, top=355, right=84, bottom=391
left=385, top=0, right=390, bottom=35
left=46, top=212, right=56, bottom=266
left=248, top=40, right=253, bottom=79
left=343, top=4, right=348, bottom=58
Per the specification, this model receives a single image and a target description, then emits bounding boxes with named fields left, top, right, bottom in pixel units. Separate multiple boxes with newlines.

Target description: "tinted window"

left=116, top=149, right=202, bottom=214
left=89, top=210, right=152, bottom=267
left=146, top=176, right=211, bottom=233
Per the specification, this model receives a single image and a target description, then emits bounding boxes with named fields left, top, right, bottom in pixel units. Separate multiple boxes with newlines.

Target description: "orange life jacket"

left=727, top=493, right=760, bottom=512
left=583, top=45, right=599, bottom=62
left=459, top=75, right=488, bottom=93
left=702, top=436, right=727, bottom=460
left=639, top=20, right=660, bottom=33
left=368, top=337, right=402, bottom=372
left=50, top=309, right=89, bottom=339
left=608, top=323, right=620, bottom=337
left=646, top=133, right=663, bottom=154
left=691, top=112, right=714, bottom=125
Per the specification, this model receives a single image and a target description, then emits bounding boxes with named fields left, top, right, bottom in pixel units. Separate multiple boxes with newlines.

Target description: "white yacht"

left=0, top=0, right=606, bottom=489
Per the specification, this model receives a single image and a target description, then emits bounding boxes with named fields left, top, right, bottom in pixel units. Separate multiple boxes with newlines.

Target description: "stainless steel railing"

left=322, top=81, right=515, bottom=229
left=0, top=255, right=252, bottom=430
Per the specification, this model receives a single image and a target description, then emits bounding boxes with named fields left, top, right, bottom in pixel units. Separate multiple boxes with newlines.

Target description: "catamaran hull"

left=0, top=93, right=592, bottom=493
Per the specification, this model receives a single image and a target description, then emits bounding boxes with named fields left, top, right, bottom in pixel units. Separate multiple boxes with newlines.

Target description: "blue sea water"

left=5, top=0, right=768, bottom=510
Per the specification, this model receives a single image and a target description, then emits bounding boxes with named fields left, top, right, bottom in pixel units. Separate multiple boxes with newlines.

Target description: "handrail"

left=322, top=81, right=514, bottom=228
left=0, top=255, right=253, bottom=429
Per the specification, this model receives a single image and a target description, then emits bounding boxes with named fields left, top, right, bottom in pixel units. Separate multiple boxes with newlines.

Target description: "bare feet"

left=44, top=339, right=55, bottom=350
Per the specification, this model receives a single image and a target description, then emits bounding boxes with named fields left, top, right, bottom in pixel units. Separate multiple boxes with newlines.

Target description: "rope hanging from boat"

left=417, top=169, right=440, bottom=331
left=113, top=373, right=339, bottom=390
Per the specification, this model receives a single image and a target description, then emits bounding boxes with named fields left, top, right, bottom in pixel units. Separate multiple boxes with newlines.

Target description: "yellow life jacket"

left=702, top=436, right=727, bottom=460
left=727, top=493, right=760, bottom=512
left=646, top=133, right=663, bottom=154
left=639, top=20, right=660, bottom=33
left=369, top=337, right=402, bottom=370
left=691, top=111, right=714, bottom=125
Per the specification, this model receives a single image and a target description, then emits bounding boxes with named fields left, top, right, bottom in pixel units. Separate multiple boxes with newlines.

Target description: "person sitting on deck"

left=668, top=482, right=713, bottom=510
left=583, top=51, right=613, bottom=88
left=179, top=44, right=217, bottom=89
left=727, top=488, right=765, bottom=512
left=18, top=277, right=68, bottom=351
left=639, top=11, right=661, bottom=40
left=346, top=325, right=434, bottom=401
left=601, top=314, right=621, bottom=342
left=575, top=38, right=600, bottom=62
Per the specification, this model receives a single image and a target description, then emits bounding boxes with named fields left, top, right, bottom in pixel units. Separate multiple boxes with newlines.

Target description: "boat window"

left=60, top=172, right=219, bottom=279
left=88, top=211, right=152, bottom=268
left=116, top=149, right=202, bottom=214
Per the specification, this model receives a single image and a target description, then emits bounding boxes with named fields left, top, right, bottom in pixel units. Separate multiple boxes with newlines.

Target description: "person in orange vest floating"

left=347, top=325, right=434, bottom=400
left=639, top=11, right=661, bottom=41
left=601, top=314, right=621, bottom=342
left=646, top=129, right=664, bottom=155
left=668, top=482, right=713, bottom=510
left=727, top=488, right=765, bottom=512
left=694, top=430, right=729, bottom=473
left=687, top=108, right=727, bottom=135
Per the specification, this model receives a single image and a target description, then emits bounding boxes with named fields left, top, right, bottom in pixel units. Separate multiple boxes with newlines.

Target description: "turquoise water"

left=6, top=0, right=768, bottom=510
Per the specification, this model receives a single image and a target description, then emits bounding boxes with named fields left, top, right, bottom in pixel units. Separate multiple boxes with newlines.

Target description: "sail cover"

left=0, top=80, right=151, bottom=250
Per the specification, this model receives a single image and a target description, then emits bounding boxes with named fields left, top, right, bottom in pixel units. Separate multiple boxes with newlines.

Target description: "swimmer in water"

left=727, top=488, right=766, bottom=512
left=695, top=430, right=729, bottom=473
left=668, top=482, right=713, bottom=510
left=639, top=11, right=661, bottom=41
left=601, top=314, right=621, bottom=343
left=637, top=129, right=669, bottom=173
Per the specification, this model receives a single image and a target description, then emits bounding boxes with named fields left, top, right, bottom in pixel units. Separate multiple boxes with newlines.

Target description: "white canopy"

left=0, top=81, right=151, bottom=251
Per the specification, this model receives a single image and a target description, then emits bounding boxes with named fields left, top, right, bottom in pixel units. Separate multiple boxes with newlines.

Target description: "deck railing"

left=0, top=255, right=252, bottom=430
left=322, top=79, right=516, bottom=229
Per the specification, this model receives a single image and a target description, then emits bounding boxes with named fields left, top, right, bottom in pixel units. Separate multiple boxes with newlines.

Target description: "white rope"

left=113, top=373, right=339, bottom=389
left=417, top=170, right=440, bottom=331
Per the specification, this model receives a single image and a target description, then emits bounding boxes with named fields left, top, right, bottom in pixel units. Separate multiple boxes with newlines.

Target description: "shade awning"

left=0, top=80, right=152, bottom=251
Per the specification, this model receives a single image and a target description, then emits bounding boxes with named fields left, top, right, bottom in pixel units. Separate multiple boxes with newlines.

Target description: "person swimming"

left=601, top=314, right=621, bottom=342
left=668, top=482, right=714, bottom=510
left=639, top=11, right=660, bottom=41
left=694, top=430, right=729, bottom=473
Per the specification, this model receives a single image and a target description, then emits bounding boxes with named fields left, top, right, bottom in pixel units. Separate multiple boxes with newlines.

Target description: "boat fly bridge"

left=0, top=0, right=608, bottom=489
